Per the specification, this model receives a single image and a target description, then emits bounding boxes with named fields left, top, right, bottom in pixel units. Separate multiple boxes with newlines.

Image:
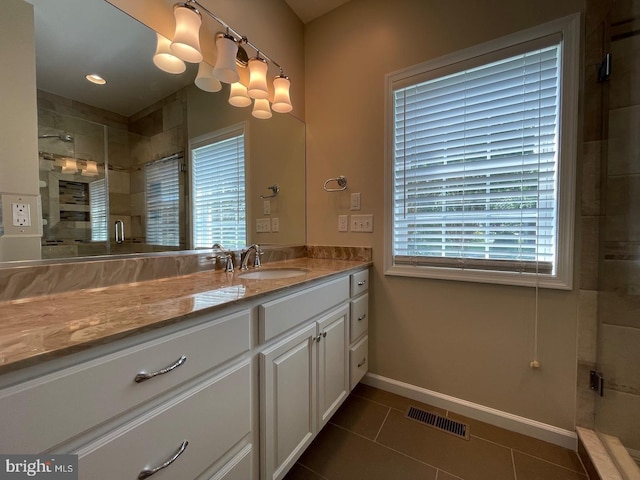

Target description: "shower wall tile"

left=605, top=175, right=640, bottom=242
left=599, top=324, right=640, bottom=395
left=149, top=128, right=182, bottom=160
left=599, top=260, right=640, bottom=329
left=109, top=193, right=131, bottom=216
left=609, top=34, right=640, bottom=109
left=595, top=389, right=640, bottom=452
left=608, top=106, right=640, bottom=175
left=129, top=109, right=163, bottom=137
left=583, top=63, right=604, bottom=142
left=578, top=290, right=599, bottom=363
left=130, top=192, right=145, bottom=216
left=163, top=99, right=184, bottom=130
left=109, top=171, right=130, bottom=194
left=580, top=216, right=600, bottom=291
left=582, top=141, right=602, bottom=216
left=130, top=169, right=145, bottom=194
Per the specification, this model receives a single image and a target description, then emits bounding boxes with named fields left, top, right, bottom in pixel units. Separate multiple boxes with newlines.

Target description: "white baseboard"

left=362, top=373, right=577, bottom=450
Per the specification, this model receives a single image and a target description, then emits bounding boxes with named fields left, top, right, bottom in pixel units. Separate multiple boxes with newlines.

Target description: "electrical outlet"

left=12, top=203, right=31, bottom=227
left=271, top=217, right=280, bottom=232
left=256, top=218, right=271, bottom=232
left=350, top=193, right=361, bottom=211
left=338, top=215, right=348, bottom=232
left=350, top=214, right=373, bottom=232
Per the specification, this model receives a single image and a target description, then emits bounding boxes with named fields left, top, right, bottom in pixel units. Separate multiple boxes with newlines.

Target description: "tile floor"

left=284, top=384, right=589, bottom=480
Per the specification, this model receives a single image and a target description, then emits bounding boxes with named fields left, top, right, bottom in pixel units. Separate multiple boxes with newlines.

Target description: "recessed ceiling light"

left=85, top=74, right=106, bottom=85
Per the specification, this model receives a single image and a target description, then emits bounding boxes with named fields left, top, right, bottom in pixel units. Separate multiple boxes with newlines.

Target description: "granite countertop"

left=0, top=257, right=371, bottom=374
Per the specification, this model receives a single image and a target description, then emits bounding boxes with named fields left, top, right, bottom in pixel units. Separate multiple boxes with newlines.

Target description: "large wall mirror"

left=8, top=0, right=305, bottom=263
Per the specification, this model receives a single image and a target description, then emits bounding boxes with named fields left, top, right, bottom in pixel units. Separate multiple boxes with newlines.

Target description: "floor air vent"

left=405, top=406, right=470, bottom=440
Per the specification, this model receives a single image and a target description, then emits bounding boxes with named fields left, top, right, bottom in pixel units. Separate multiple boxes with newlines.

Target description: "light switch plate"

left=350, top=214, right=373, bottom=232
left=338, top=215, right=348, bottom=232
left=271, top=217, right=280, bottom=232
left=256, top=218, right=271, bottom=232
left=350, top=193, right=361, bottom=211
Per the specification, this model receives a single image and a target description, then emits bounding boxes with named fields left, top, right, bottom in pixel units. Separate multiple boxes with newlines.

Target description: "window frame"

left=384, top=14, right=580, bottom=289
left=188, top=123, right=248, bottom=250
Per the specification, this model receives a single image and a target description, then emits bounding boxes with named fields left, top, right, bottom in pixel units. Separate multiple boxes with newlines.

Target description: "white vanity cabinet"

left=258, top=272, right=365, bottom=480
left=349, top=269, right=369, bottom=389
left=0, top=308, right=255, bottom=480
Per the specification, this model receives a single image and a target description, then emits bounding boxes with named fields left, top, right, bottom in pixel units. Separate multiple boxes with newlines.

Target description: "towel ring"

left=323, top=176, right=347, bottom=192
left=261, top=185, right=280, bottom=199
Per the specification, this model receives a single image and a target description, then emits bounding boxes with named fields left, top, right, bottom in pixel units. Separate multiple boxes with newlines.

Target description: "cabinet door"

left=260, top=323, right=317, bottom=480
left=317, top=304, right=349, bottom=429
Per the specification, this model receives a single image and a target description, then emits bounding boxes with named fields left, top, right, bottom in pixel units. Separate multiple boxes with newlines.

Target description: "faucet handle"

left=254, top=249, right=264, bottom=268
left=223, top=253, right=234, bottom=273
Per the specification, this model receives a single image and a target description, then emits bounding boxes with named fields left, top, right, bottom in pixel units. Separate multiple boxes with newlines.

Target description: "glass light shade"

left=170, top=4, right=203, bottom=63
left=82, top=161, right=99, bottom=177
left=229, top=82, right=252, bottom=107
left=153, top=33, right=186, bottom=74
left=272, top=76, right=293, bottom=113
left=252, top=98, right=272, bottom=119
left=195, top=62, right=222, bottom=92
left=212, top=35, right=239, bottom=84
left=61, top=159, right=77, bottom=174
left=248, top=57, right=269, bottom=99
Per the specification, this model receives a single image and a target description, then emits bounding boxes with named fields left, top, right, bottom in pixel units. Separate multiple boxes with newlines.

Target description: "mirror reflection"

left=20, top=0, right=305, bottom=262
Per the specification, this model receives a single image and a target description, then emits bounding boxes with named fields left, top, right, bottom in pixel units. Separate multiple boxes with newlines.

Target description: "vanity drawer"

left=350, top=269, right=369, bottom=297
left=259, top=276, right=349, bottom=343
left=350, top=294, right=368, bottom=342
left=0, top=309, right=251, bottom=454
left=77, top=361, right=252, bottom=480
left=349, top=335, right=368, bottom=390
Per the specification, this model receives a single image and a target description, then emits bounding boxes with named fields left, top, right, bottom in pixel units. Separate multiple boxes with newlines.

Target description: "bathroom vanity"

left=0, top=257, right=369, bottom=480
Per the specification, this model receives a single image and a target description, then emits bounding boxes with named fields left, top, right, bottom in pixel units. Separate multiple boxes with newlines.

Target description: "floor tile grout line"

left=295, top=462, right=329, bottom=480
left=328, top=422, right=443, bottom=473
left=512, top=448, right=519, bottom=480
left=515, top=450, right=589, bottom=477
left=374, top=407, right=391, bottom=443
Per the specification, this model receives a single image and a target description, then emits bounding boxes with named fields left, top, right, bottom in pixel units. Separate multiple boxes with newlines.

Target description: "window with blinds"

left=89, top=178, right=107, bottom=242
left=385, top=17, right=578, bottom=288
left=191, top=127, right=246, bottom=250
left=145, top=156, right=181, bottom=246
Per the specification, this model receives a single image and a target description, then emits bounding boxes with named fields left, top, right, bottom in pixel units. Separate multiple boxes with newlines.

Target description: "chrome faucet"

left=240, top=244, right=263, bottom=270
left=212, top=243, right=234, bottom=273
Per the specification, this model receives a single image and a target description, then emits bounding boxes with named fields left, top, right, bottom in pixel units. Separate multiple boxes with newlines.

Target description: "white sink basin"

left=238, top=268, right=309, bottom=280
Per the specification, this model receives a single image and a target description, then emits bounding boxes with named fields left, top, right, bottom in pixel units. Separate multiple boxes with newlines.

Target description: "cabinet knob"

left=315, top=335, right=322, bottom=343
left=358, top=313, right=367, bottom=321
left=357, top=358, right=367, bottom=368
left=322, top=331, right=327, bottom=338
left=134, top=355, right=187, bottom=383
left=138, top=440, right=188, bottom=479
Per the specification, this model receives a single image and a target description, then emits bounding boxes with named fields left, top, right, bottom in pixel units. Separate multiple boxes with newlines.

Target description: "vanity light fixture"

left=272, top=73, right=293, bottom=113
left=247, top=56, right=269, bottom=99
left=85, top=73, right=106, bottom=85
left=153, top=33, right=186, bottom=74
left=60, top=158, right=78, bottom=174
left=213, top=33, right=240, bottom=84
left=170, top=3, right=203, bottom=63
left=81, top=161, right=99, bottom=177
left=195, top=61, right=222, bottom=92
left=229, top=82, right=252, bottom=107
left=252, top=98, right=272, bottom=119
left=151, top=0, right=293, bottom=117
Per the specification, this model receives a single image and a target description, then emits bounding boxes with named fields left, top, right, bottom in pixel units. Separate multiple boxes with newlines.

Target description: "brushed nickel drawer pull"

left=138, top=440, right=188, bottom=479
left=357, top=358, right=367, bottom=368
left=134, top=355, right=187, bottom=383
left=358, top=313, right=367, bottom=321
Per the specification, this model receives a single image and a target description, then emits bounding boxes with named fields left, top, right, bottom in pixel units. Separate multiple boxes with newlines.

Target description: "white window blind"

left=145, top=156, right=181, bottom=246
left=89, top=178, right=107, bottom=242
left=392, top=43, right=560, bottom=276
left=191, top=129, right=246, bottom=250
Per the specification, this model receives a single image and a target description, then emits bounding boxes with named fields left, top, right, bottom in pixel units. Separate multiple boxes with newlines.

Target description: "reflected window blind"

left=145, top=156, right=180, bottom=246
left=192, top=132, right=246, bottom=250
left=393, top=44, right=560, bottom=274
left=89, top=179, right=107, bottom=242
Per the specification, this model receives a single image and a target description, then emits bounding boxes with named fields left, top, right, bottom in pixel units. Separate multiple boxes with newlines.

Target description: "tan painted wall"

left=305, top=0, right=585, bottom=429
left=0, top=0, right=41, bottom=261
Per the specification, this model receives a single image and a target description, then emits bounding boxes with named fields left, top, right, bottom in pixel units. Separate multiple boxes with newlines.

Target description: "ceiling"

left=284, top=0, right=351, bottom=24
left=25, top=0, right=350, bottom=117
